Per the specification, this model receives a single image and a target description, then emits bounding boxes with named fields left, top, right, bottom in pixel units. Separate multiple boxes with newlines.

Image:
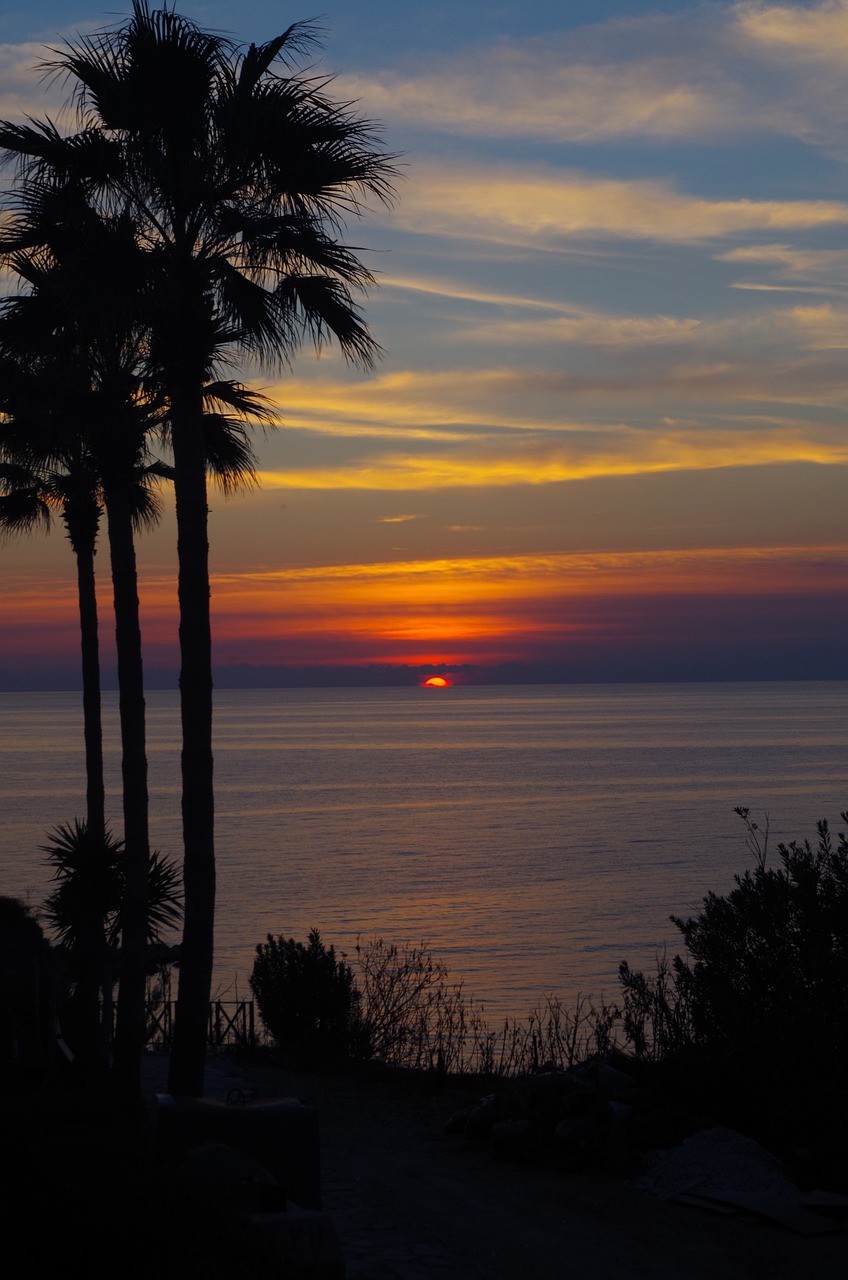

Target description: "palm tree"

left=41, top=816, right=181, bottom=1068
left=0, top=185, right=166, bottom=1088
left=0, top=390, right=106, bottom=847
left=1, top=2, right=395, bottom=1095
left=1, top=196, right=264, bottom=1093
left=0, top=463, right=111, bottom=1074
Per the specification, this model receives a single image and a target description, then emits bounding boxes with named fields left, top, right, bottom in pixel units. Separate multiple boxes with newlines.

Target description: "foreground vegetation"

left=3, top=804, right=846, bottom=1216
left=0, top=1, right=394, bottom=1098
left=248, top=808, right=848, bottom=1184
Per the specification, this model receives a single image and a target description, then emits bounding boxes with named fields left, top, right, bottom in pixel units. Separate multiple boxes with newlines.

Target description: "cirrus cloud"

left=391, top=163, right=848, bottom=248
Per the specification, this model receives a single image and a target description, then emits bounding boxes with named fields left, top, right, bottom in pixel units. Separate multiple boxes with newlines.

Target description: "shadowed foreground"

left=140, top=1053, right=847, bottom=1280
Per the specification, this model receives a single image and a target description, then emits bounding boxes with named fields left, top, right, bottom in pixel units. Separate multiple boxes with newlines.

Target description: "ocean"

left=2, top=681, right=846, bottom=1019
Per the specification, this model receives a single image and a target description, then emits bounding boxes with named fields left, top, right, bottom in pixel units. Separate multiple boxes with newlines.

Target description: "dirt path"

left=142, top=1054, right=847, bottom=1280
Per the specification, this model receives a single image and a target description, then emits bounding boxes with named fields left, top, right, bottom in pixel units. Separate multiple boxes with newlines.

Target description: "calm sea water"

left=2, top=682, right=846, bottom=1018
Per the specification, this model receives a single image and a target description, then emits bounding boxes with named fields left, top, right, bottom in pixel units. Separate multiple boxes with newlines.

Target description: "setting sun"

left=422, top=676, right=450, bottom=687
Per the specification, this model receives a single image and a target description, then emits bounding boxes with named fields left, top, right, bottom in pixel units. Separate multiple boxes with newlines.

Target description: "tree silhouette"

left=0, top=430, right=105, bottom=842
left=0, top=172, right=172, bottom=1086
left=1, top=2, right=395, bottom=1094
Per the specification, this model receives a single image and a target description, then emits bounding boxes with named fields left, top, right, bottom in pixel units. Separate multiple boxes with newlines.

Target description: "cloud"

left=382, top=274, right=572, bottom=313
left=717, top=242, right=848, bottom=291
left=340, top=58, right=756, bottom=144
left=458, top=296, right=848, bottom=351
left=0, top=43, right=68, bottom=121
left=258, top=419, right=848, bottom=491
left=213, top=544, right=848, bottom=603
left=456, top=312, right=705, bottom=348
left=261, top=328, right=848, bottom=459
left=333, top=0, right=848, bottom=155
left=337, top=8, right=809, bottom=146
left=381, top=274, right=708, bottom=346
left=333, top=6, right=848, bottom=161
left=735, top=0, right=848, bottom=62
left=391, top=164, right=848, bottom=248
left=264, top=369, right=537, bottom=434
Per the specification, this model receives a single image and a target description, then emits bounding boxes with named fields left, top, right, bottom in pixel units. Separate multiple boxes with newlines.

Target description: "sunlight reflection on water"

left=2, top=682, right=846, bottom=1017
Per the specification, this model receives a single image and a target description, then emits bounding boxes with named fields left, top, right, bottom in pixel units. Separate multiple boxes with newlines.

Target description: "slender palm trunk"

left=73, top=533, right=106, bottom=843
left=105, top=488, right=150, bottom=1096
left=66, top=507, right=110, bottom=1073
left=167, top=386, right=214, bottom=1097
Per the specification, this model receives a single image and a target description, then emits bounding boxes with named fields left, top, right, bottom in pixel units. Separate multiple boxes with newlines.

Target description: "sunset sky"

left=2, top=0, right=848, bottom=687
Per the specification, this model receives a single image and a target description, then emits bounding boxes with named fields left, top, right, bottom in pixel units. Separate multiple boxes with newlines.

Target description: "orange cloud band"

left=3, top=544, right=847, bottom=672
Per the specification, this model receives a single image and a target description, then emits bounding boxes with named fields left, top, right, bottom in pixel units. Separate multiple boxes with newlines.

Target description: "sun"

left=422, top=676, right=450, bottom=688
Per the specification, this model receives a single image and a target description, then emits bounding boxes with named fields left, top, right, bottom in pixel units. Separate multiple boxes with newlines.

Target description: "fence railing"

left=146, top=1000, right=257, bottom=1049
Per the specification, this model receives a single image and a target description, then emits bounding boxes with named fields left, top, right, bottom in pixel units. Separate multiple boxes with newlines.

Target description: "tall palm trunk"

left=68, top=515, right=105, bottom=844
left=63, top=498, right=110, bottom=1072
left=1, top=3, right=393, bottom=1100
left=167, top=387, right=215, bottom=1097
left=104, top=486, right=150, bottom=1095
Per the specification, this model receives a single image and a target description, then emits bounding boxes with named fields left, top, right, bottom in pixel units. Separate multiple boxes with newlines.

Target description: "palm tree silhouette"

left=1, top=271, right=263, bottom=1092
left=0, top=177, right=172, bottom=1086
left=0, top=432, right=106, bottom=843
left=0, top=354, right=163, bottom=1084
left=1, top=2, right=395, bottom=1094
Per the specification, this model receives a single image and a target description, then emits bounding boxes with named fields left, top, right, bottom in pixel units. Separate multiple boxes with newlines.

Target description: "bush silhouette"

left=672, top=808, right=848, bottom=1081
left=250, top=929, right=362, bottom=1062
left=620, top=808, right=848, bottom=1168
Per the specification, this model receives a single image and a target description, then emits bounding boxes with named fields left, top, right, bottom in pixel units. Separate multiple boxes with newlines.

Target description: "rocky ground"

left=141, top=1052, right=848, bottom=1280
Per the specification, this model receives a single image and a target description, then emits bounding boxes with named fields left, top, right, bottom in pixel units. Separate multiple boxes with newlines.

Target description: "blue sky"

left=2, top=2, right=848, bottom=685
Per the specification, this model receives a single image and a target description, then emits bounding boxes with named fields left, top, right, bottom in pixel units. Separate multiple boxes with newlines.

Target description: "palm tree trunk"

left=105, top=488, right=150, bottom=1097
left=70, top=525, right=110, bottom=1074
left=74, top=534, right=106, bottom=843
left=167, top=386, right=214, bottom=1097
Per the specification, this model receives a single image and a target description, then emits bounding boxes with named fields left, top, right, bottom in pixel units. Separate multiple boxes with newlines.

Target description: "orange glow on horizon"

left=3, top=542, right=848, bottom=675
left=422, top=675, right=451, bottom=687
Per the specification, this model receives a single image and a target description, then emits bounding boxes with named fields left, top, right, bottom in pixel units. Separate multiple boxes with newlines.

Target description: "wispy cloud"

left=391, top=164, right=848, bottom=248
left=341, top=58, right=756, bottom=144
left=211, top=545, right=848, bottom=612
left=259, top=421, right=848, bottom=491
left=332, top=3, right=848, bottom=166
left=0, top=42, right=68, bottom=121
left=717, top=242, right=848, bottom=292
left=735, top=0, right=848, bottom=62
left=338, top=7, right=805, bottom=146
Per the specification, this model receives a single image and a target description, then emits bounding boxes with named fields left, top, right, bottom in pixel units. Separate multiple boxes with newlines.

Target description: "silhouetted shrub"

left=250, top=929, right=363, bottom=1062
left=618, top=808, right=848, bottom=1169
left=355, top=937, right=483, bottom=1071
left=618, top=950, right=694, bottom=1061
left=471, top=993, right=621, bottom=1076
left=0, top=896, right=55, bottom=1090
left=672, top=808, right=848, bottom=1082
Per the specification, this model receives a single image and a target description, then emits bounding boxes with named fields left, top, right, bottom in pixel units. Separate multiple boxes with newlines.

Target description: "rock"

left=443, top=1109, right=470, bottom=1135
left=554, top=1115, right=596, bottom=1150
left=491, top=1118, right=537, bottom=1159
left=523, top=1073, right=571, bottom=1132
left=465, top=1094, right=499, bottom=1138
left=635, top=1126, right=800, bottom=1201
left=597, top=1062, right=638, bottom=1098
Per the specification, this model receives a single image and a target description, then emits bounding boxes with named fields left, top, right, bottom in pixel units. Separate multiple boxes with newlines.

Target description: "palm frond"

left=235, top=26, right=315, bottom=95
left=41, top=818, right=182, bottom=948
left=202, top=415, right=258, bottom=493
left=202, top=378, right=275, bottom=424
left=0, top=485, right=53, bottom=536
left=145, top=848, right=183, bottom=936
left=275, top=273, right=380, bottom=369
left=41, top=819, right=124, bottom=949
